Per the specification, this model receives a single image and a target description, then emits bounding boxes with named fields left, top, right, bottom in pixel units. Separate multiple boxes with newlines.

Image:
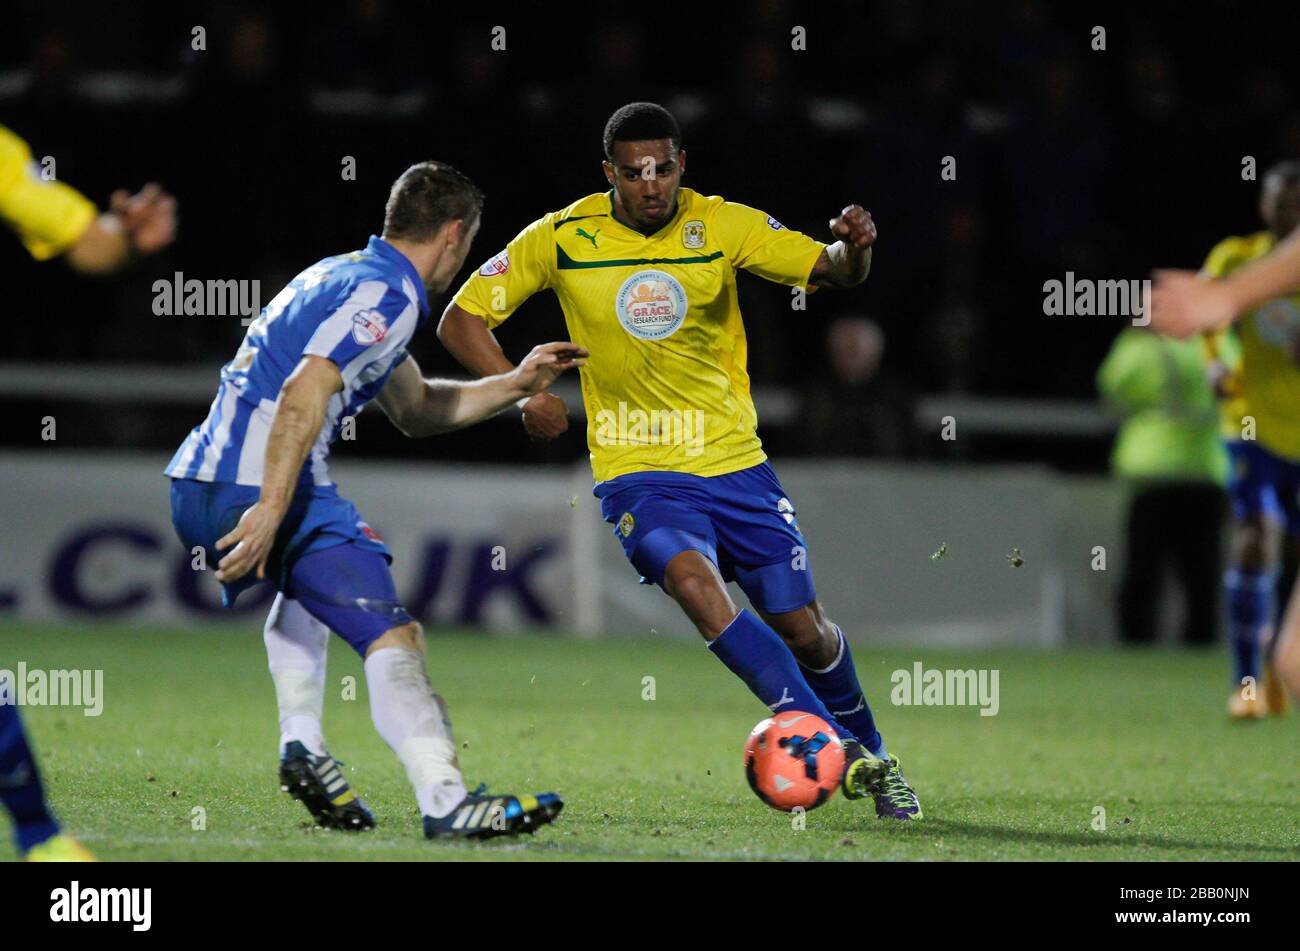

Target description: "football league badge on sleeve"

left=351, top=309, right=389, bottom=346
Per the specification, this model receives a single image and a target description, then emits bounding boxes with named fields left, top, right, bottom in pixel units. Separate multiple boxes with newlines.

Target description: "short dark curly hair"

left=602, top=102, right=682, bottom=160
left=382, top=161, right=483, bottom=242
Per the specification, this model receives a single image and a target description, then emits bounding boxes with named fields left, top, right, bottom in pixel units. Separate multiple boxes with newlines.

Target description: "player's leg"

left=759, top=600, right=884, bottom=759
left=660, top=550, right=855, bottom=739
left=287, top=544, right=562, bottom=839
left=1223, top=442, right=1282, bottom=717
left=0, top=689, right=94, bottom=861
left=262, top=593, right=377, bottom=829
left=713, top=462, right=919, bottom=818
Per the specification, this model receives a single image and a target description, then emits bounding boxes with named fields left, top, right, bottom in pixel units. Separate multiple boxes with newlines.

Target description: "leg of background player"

left=761, top=601, right=886, bottom=759
left=662, top=550, right=854, bottom=739
left=0, top=699, right=59, bottom=853
left=264, top=593, right=329, bottom=756
left=1226, top=513, right=1279, bottom=697
left=363, top=622, right=467, bottom=819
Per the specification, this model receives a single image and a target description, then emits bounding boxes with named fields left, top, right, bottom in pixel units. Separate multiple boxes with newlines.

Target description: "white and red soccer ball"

left=744, top=712, right=845, bottom=812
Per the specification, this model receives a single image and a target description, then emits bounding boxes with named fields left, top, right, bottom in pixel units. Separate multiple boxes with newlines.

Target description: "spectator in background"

left=799, top=315, right=915, bottom=458
left=1098, top=327, right=1229, bottom=646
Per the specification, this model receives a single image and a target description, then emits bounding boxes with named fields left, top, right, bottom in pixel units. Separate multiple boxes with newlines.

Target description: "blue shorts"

left=594, top=461, right=816, bottom=615
left=169, top=478, right=413, bottom=655
left=1226, top=440, right=1300, bottom=533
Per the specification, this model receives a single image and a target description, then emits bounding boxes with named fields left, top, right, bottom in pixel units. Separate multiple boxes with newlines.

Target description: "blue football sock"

left=1226, top=567, right=1274, bottom=687
left=708, top=609, right=857, bottom=742
left=0, top=700, right=60, bottom=853
left=800, top=626, right=887, bottom=759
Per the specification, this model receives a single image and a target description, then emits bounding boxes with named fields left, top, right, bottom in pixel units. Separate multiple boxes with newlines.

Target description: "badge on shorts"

left=618, top=512, right=636, bottom=538
left=682, top=219, right=705, bottom=249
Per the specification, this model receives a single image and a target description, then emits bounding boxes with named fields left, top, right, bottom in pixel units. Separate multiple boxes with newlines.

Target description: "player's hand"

left=514, top=343, right=587, bottom=439
left=108, top=183, right=177, bottom=256
left=1148, top=269, right=1239, bottom=339
left=215, top=500, right=285, bottom=584
left=522, top=392, right=569, bottom=440
left=829, top=204, right=877, bottom=250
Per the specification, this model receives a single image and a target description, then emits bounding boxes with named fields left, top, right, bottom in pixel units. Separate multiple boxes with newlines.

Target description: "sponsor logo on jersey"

left=479, top=250, right=510, bottom=277
left=351, top=309, right=389, bottom=346
left=766, top=215, right=786, bottom=231
left=358, top=521, right=383, bottom=543
left=618, top=512, right=635, bottom=538
left=681, top=219, right=706, bottom=249
left=615, top=269, right=688, bottom=341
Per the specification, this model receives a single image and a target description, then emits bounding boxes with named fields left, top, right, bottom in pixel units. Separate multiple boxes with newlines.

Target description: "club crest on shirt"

left=351, top=309, right=389, bottom=346
left=357, top=521, right=383, bottom=542
left=479, top=250, right=510, bottom=277
left=615, top=269, right=688, bottom=341
left=618, top=512, right=635, bottom=538
left=681, top=219, right=706, bottom=249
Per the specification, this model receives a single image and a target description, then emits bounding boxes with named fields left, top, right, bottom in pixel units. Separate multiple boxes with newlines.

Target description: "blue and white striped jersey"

left=166, top=235, right=429, bottom=487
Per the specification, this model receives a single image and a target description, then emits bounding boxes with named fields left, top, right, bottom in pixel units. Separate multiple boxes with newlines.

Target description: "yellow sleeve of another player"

left=450, top=214, right=556, bottom=329
left=0, top=125, right=98, bottom=261
left=712, top=200, right=826, bottom=288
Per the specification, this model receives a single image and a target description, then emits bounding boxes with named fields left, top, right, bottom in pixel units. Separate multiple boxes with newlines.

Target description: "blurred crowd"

left=5, top=0, right=1300, bottom=464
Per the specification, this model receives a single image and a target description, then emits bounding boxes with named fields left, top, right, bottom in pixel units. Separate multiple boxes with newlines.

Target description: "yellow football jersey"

left=452, top=188, right=826, bottom=482
left=1202, top=231, right=1300, bottom=459
left=0, top=124, right=97, bottom=260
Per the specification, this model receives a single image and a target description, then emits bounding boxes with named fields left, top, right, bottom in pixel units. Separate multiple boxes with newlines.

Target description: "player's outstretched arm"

left=809, top=204, right=877, bottom=288
left=215, top=355, right=341, bottom=584
left=377, top=342, right=587, bottom=439
left=437, top=301, right=570, bottom=440
left=1151, top=230, right=1300, bottom=338
left=63, top=184, right=177, bottom=275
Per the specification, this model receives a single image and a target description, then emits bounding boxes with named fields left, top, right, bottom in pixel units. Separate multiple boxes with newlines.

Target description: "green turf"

left=1, top=622, right=1297, bottom=861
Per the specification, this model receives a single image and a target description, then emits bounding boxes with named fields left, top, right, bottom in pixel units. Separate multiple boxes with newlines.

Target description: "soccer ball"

left=743, top=712, right=845, bottom=812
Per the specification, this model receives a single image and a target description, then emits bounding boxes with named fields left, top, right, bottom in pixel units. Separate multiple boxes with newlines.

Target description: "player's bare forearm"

left=437, top=300, right=574, bottom=440
left=437, top=302, right=516, bottom=377
left=1223, top=228, right=1300, bottom=313
left=260, top=357, right=340, bottom=511
left=378, top=343, right=587, bottom=438
left=808, top=204, right=877, bottom=288
left=64, top=216, right=132, bottom=275
left=811, top=241, right=872, bottom=288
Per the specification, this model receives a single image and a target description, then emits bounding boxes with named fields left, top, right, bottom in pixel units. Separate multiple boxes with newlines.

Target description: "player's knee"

left=365, top=620, right=424, bottom=657
left=665, top=567, right=735, bottom=636
left=1234, top=518, right=1279, bottom=571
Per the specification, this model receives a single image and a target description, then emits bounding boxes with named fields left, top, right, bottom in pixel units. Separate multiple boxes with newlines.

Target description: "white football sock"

left=363, top=646, right=467, bottom=818
left=264, top=594, right=328, bottom=757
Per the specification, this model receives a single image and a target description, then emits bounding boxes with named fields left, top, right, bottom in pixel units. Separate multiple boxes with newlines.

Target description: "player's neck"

left=611, top=195, right=678, bottom=237
left=384, top=236, right=441, bottom=289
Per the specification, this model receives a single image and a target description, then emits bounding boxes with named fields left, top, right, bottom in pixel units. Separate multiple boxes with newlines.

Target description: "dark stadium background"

left=5, top=0, right=1300, bottom=471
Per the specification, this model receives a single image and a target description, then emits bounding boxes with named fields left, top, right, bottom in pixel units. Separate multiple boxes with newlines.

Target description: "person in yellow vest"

left=1098, top=327, right=1229, bottom=652
left=0, top=124, right=176, bottom=861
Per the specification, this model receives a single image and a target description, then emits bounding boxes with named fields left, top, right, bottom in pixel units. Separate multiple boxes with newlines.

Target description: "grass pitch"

left=1, top=622, right=1297, bottom=861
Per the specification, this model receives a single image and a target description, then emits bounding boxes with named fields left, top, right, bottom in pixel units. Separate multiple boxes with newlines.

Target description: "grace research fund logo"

left=615, top=270, right=688, bottom=341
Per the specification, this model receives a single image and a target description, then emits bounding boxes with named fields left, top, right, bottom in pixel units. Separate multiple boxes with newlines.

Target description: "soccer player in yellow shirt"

left=1197, top=162, right=1300, bottom=718
left=1, top=124, right=176, bottom=861
left=439, top=103, right=921, bottom=820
